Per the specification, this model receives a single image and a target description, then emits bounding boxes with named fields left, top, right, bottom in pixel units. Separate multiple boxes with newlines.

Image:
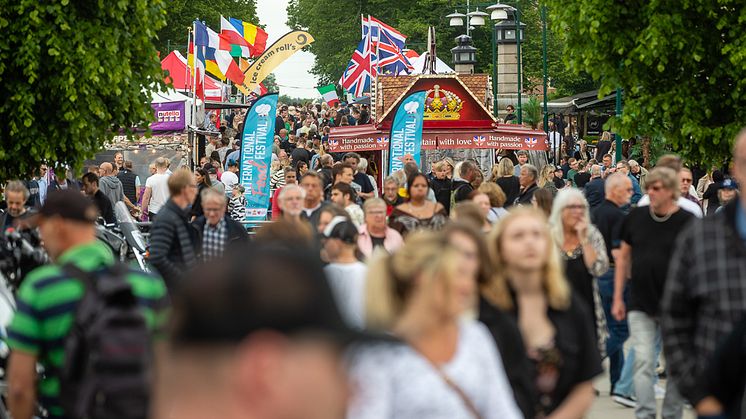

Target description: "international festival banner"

left=237, top=31, right=315, bottom=94
left=238, top=92, right=279, bottom=222
left=388, top=90, right=426, bottom=175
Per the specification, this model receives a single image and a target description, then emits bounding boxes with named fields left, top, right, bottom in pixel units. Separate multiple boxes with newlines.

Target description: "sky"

left=256, top=0, right=319, bottom=99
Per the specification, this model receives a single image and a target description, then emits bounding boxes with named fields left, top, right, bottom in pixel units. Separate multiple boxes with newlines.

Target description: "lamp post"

left=447, top=2, right=548, bottom=127
left=542, top=5, right=548, bottom=133
left=615, top=87, right=623, bottom=161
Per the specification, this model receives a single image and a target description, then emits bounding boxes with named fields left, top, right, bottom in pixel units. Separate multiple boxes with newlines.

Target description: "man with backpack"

left=6, top=189, right=169, bottom=419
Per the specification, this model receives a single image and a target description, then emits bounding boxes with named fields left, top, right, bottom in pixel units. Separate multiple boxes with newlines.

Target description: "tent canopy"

left=161, top=51, right=224, bottom=101
left=405, top=52, right=454, bottom=75
left=151, top=88, right=190, bottom=104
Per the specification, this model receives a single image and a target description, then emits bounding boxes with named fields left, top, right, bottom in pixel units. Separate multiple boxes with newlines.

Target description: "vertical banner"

left=388, top=90, right=426, bottom=175
left=239, top=93, right=279, bottom=222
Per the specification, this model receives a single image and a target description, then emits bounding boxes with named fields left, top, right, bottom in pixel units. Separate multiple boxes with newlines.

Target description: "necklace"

left=408, top=202, right=428, bottom=217
left=649, top=206, right=673, bottom=222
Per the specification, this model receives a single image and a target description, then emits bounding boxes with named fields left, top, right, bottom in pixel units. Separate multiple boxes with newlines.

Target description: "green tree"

left=287, top=0, right=595, bottom=95
left=156, top=0, right=259, bottom=55
left=0, top=0, right=167, bottom=181
left=545, top=0, right=746, bottom=165
left=263, top=73, right=279, bottom=94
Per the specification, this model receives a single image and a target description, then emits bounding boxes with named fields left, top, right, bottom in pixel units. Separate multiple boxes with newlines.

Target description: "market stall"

left=329, top=73, right=548, bottom=186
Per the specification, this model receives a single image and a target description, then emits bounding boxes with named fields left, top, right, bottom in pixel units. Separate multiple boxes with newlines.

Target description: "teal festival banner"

left=388, top=90, right=426, bottom=175
left=239, top=93, right=278, bottom=221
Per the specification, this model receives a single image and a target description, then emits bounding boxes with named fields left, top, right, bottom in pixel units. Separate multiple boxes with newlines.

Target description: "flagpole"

left=186, top=28, right=192, bottom=94
left=191, top=21, right=200, bottom=169
left=192, top=21, right=198, bottom=129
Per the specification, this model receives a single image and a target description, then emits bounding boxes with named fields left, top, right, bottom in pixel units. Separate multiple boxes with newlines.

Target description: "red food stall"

left=328, top=74, right=548, bottom=186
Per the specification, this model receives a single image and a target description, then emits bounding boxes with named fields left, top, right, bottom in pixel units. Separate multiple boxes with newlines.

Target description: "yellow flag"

left=239, top=31, right=314, bottom=94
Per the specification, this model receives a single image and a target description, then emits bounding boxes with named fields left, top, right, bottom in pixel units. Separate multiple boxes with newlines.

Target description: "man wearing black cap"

left=154, top=244, right=378, bottom=419
left=6, top=190, right=168, bottom=419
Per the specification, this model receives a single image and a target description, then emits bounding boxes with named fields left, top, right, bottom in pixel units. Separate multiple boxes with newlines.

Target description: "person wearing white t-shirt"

left=322, top=217, right=367, bottom=329
left=221, top=160, right=240, bottom=196
left=141, top=157, right=171, bottom=221
left=636, top=157, right=704, bottom=218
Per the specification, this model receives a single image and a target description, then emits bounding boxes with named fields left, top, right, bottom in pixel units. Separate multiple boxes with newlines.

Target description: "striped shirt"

left=7, top=241, right=169, bottom=418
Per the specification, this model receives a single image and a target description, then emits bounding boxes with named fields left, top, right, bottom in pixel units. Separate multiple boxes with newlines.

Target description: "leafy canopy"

left=545, top=0, right=746, bottom=164
left=287, top=0, right=595, bottom=95
left=155, top=0, right=259, bottom=54
left=0, top=0, right=167, bottom=181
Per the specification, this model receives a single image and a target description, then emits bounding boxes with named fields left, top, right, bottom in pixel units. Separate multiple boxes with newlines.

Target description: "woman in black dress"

left=481, top=207, right=602, bottom=418
left=492, top=158, right=521, bottom=208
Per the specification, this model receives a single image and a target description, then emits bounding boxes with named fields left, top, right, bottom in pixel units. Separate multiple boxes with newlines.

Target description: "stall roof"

left=546, top=89, right=619, bottom=114
left=204, top=101, right=253, bottom=110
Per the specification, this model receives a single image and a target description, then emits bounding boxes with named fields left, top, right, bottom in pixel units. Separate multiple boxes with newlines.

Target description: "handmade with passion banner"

left=238, top=93, right=278, bottom=222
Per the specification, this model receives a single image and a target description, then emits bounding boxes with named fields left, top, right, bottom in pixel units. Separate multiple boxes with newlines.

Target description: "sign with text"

left=238, top=31, right=315, bottom=94
left=388, top=91, right=426, bottom=175
left=239, top=93, right=278, bottom=222
left=150, top=101, right=185, bottom=131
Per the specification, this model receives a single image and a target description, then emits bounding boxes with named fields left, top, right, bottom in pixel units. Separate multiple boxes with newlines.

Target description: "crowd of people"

left=1, top=107, right=746, bottom=419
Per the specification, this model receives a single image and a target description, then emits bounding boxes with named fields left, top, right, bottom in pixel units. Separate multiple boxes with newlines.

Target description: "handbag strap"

left=411, top=345, right=484, bottom=419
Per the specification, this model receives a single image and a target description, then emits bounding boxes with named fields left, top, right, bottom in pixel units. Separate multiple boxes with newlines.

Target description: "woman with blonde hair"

left=548, top=188, right=609, bottom=354
left=537, top=164, right=559, bottom=196
left=480, top=207, right=602, bottom=418
left=478, top=182, right=508, bottom=222
left=348, top=231, right=522, bottom=419
left=493, top=158, right=521, bottom=208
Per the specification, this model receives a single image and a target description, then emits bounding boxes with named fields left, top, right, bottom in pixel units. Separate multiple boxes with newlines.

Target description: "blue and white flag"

left=388, top=90, right=426, bottom=175
left=239, top=93, right=278, bottom=222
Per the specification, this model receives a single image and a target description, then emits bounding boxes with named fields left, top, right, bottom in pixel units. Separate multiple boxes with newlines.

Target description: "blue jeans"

left=598, top=268, right=629, bottom=391
left=629, top=311, right=684, bottom=419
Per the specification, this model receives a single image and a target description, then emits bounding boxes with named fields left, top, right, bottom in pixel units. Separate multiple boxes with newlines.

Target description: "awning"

left=328, top=125, right=548, bottom=152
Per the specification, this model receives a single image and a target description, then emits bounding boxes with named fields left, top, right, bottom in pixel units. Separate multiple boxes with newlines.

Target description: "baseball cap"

left=35, top=190, right=99, bottom=223
left=169, top=243, right=389, bottom=346
left=322, top=216, right=358, bottom=244
left=554, top=165, right=563, bottom=171
left=722, top=178, right=739, bottom=190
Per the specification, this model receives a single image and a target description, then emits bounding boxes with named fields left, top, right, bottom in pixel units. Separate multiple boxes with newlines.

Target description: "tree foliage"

left=156, top=0, right=259, bottom=55
left=287, top=0, right=595, bottom=95
left=545, top=0, right=746, bottom=165
left=0, top=0, right=167, bottom=181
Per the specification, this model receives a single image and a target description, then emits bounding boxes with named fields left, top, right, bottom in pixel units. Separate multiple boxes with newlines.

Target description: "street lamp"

left=446, top=11, right=466, bottom=27
left=486, top=3, right=509, bottom=20
left=467, top=9, right=489, bottom=27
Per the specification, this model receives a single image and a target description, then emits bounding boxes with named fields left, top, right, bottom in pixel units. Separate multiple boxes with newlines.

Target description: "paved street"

left=588, top=359, right=696, bottom=419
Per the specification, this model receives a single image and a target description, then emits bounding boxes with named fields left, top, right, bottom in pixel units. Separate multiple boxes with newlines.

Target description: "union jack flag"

left=339, top=36, right=372, bottom=98
left=376, top=137, right=389, bottom=146
left=328, top=139, right=340, bottom=148
left=473, top=135, right=486, bottom=146
left=525, top=137, right=538, bottom=148
left=364, top=16, right=413, bottom=75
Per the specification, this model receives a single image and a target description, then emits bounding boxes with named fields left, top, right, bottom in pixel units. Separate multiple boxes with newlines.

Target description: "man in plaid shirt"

left=194, top=188, right=249, bottom=262
left=663, top=129, right=746, bottom=418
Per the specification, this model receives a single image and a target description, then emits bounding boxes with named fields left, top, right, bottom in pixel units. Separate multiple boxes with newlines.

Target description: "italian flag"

left=318, top=84, right=340, bottom=106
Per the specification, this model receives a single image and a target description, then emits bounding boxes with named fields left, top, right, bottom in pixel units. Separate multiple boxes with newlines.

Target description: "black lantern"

left=494, top=18, right=526, bottom=44
left=451, top=34, right=477, bottom=65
